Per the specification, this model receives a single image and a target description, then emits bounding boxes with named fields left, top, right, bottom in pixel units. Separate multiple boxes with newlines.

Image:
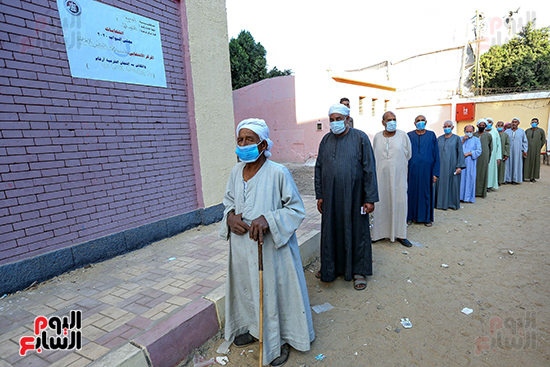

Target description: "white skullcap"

left=328, top=103, right=350, bottom=116
left=476, top=118, right=487, bottom=126
left=486, top=117, right=494, bottom=123
left=236, top=118, right=273, bottom=158
left=512, top=117, right=520, bottom=121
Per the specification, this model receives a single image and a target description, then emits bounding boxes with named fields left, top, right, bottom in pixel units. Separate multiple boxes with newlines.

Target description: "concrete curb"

left=90, top=342, right=152, bottom=367
left=96, top=230, right=320, bottom=367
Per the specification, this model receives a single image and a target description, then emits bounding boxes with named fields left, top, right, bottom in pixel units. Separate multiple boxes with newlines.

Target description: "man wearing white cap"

left=220, top=118, right=315, bottom=366
left=473, top=118, right=492, bottom=197
left=314, top=103, right=378, bottom=291
left=485, top=117, right=502, bottom=191
left=505, top=117, right=528, bottom=184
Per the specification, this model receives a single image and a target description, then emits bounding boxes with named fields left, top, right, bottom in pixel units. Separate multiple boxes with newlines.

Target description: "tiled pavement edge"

left=0, top=196, right=320, bottom=367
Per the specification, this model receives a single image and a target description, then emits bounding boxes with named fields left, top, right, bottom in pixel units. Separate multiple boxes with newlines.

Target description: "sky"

left=226, top=0, right=550, bottom=75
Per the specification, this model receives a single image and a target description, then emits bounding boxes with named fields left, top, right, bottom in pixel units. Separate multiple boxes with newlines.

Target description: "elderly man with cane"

left=220, top=118, right=315, bottom=366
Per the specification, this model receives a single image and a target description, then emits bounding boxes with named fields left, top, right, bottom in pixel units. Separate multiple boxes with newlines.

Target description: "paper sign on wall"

left=57, top=0, right=167, bottom=87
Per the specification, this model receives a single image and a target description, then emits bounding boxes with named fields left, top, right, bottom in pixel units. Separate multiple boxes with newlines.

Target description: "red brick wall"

left=0, top=0, right=198, bottom=265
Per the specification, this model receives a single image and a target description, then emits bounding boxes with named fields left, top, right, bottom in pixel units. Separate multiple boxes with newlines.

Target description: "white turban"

left=486, top=117, right=493, bottom=123
left=236, top=118, right=273, bottom=158
left=476, top=118, right=487, bottom=126
left=328, top=103, right=350, bottom=116
left=512, top=117, right=520, bottom=122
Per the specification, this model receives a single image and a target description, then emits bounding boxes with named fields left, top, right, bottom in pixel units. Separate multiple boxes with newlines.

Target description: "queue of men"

left=218, top=106, right=546, bottom=366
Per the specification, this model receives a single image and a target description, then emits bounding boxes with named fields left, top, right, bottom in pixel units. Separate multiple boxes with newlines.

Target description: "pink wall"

left=233, top=75, right=325, bottom=162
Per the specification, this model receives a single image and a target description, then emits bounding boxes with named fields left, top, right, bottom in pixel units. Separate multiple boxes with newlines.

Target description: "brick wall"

left=0, top=0, right=199, bottom=265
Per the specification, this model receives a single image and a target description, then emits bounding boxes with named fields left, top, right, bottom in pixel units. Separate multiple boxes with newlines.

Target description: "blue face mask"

left=497, top=127, right=503, bottom=132
left=486, top=124, right=492, bottom=131
left=531, top=122, right=538, bottom=128
left=444, top=127, right=452, bottom=134
left=416, top=121, right=426, bottom=130
left=465, top=132, right=473, bottom=138
left=235, top=140, right=264, bottom=163
left=386, top=120, right=397, bottom=132
left=330, top=119, right=346, bottom=134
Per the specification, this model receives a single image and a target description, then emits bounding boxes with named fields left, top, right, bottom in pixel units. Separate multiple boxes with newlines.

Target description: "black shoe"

left=397, top=238, right=412, bottom=247
left=271, top=343, right=290, bottom=367
left=234, top=332, right=257, bottom=347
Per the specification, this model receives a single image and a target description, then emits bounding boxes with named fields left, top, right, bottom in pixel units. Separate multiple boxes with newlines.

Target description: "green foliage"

left=229, top=30, right=293, bottom=90
left=473, top=21, right=550, bottom=91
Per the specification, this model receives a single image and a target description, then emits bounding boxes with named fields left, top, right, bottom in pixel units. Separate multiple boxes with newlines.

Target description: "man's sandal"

left=234, top=332, right=257, bottom=347
left=271, top=343, right=290, bottom=366
left=353, top=275, right=367, bottom=291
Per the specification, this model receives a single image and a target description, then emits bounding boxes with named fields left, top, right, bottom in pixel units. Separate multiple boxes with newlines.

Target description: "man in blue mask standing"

left=474, top=119, right=493, bottom=197
left=372, top=111, right=413, bottom=247
left=407, top=115, right=440, bottom=227
left=435, top=120, right=466, bottom=210
left=524, top=117, right=546, bottom=182
left=220, top=118, right=315, bottom=366
left=460, top=125, right=482, bottom=203
left=485, top=118, right=502, bottom=192
left=315, top=103, right=378, bottom=291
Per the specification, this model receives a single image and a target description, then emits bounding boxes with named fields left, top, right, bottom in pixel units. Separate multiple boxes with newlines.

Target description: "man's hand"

left=363, top=203, right=374, bottom=214
left=497, top=159, right=501, bottom=166
left=523, top=151, right=527, bottom=158
left=317, top=199, right=323, bottom=214
left=250, top=215, right=269, bottom=245
left=503, top=156, right=508, bottom=161
left=464, top=152, right=471, bottom=158
left=227, top=212, right=250, bottom=235
left=433, top=175, right=437, bottom=184
left=455, top=168, right=462, bottom=175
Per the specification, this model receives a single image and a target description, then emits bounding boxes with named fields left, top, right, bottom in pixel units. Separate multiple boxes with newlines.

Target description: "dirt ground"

left=188, top=162, right=550, bottom=367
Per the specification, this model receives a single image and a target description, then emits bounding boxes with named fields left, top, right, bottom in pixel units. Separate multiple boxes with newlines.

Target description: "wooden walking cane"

left=257, top=238, right=264, bottom=367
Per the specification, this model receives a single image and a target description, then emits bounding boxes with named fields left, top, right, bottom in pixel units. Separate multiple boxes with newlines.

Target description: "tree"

left=473, top=21, right=550, bottom=92
left=229, top=30, right=292, bottom=90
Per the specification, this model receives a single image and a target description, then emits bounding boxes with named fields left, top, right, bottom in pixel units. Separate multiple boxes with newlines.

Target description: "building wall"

left=0, top=0, right=198, bottom=266
left=233, top=76, right=302, bottom=162
left=181, top=0, right=235, bottom=207
left=231, top=73, right=398, bottom=163
left=396, top=104, right=452, bottom=137
left=457, top=99, right=550, bottom=138
left=294, top=72, right=396, bottom=152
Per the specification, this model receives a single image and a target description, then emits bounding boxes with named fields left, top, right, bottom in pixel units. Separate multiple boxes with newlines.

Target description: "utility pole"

left=475, top=10, right=480, bottom=96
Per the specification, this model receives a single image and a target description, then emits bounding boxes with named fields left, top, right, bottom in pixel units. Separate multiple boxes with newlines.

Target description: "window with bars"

left=372, top=98, right=377, bottom=117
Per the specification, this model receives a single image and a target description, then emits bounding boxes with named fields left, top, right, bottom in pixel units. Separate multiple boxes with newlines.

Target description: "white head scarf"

left=236, top=118, right=273, bottom=158
left=476, top=118, right=487, bottom=126
left=328, top=103, right=350, bottom=116
left=486, top=117, right=494, bottom=124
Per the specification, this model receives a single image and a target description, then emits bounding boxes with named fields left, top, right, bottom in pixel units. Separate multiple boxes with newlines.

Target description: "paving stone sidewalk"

left=0, top=196, right=320, bottom=367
